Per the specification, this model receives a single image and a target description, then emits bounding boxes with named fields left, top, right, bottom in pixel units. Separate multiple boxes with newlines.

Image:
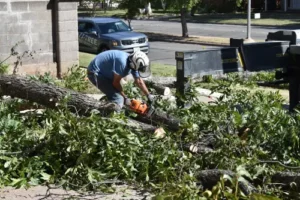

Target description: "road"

left=148, top=41, right=217, bottom=65
left=132, top=20, right=291, bottom=41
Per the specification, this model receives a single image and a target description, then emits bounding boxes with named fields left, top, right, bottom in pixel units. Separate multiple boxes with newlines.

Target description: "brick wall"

left=0, top=0, right=79, bottom=76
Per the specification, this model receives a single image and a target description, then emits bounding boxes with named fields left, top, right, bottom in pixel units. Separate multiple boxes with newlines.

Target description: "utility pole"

left=246, top=0, right=252, bottom=40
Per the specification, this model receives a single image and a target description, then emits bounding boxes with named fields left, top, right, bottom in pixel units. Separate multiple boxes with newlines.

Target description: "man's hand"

left=134, top=77, right=150, bottom=97
left=124, top=97, right=131, bottom=106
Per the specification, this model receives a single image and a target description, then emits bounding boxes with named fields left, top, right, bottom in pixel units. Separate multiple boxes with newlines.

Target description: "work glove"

left=124, top=97, right=131, bottom=106
left=147, top=94, right=154, bottom=105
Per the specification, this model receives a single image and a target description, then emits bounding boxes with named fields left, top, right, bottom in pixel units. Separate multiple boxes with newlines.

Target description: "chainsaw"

left=126, top=99, right=155, bottom=117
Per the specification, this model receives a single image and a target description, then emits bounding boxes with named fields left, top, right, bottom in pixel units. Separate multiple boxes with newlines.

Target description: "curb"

left=149, top=37, right=229, bottom=47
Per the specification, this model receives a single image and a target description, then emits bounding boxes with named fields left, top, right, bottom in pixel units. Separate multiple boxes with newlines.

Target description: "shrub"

left=0, top=63, right=9, bottom=75
left=63, top=65, right=89, bottom=92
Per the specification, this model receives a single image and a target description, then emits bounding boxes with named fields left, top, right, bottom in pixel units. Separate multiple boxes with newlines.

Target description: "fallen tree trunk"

left=196, top=169, right=257, bottom=196
left=197, top=170, right=300, bottom=195
left=185, top=134, right=216, bottom=154
left=144, top=80, right=171, bottom=96
left=272, top=172, right=300, bottom=191
left=0, top=75, right=163, bottom=133
left=0, top=75, right=181, bottom=131
left=132, top=109, right=181, bottom=131
left=145, top=77, right=176, bottom=88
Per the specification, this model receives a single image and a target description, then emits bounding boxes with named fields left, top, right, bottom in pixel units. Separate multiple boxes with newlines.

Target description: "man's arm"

left=112, top=73, right=126, bottom=98
left=134, top=77, right=150, bottom=96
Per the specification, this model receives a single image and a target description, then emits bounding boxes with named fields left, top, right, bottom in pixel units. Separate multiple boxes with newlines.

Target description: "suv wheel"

left=98, top=45, right=110, bottom=53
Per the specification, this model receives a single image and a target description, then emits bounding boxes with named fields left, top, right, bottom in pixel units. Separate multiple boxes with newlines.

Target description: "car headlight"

left=111, top=40, right=118, bottom=46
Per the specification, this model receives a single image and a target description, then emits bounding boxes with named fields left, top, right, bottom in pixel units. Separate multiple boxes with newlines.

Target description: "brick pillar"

left=58, top=2, right=79, bottom=75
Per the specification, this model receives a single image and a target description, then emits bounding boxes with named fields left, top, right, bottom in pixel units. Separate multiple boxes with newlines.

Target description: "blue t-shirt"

left=87, top=50, right=139, bottom=79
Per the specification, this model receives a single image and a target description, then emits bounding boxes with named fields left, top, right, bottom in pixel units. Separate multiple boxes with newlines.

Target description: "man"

left=87, top=50, right=154, bottom=110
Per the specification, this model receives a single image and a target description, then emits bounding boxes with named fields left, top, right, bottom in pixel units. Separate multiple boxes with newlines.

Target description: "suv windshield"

left=97, top=21, right=131, bottom=34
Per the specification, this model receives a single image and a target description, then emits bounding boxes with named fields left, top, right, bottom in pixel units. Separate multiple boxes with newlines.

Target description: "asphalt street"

left=132, top=20, right=292, bottom=41
left=148, top=41, right=217, bottom=65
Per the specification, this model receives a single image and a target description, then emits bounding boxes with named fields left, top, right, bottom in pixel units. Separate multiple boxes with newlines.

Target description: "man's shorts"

left=87, top=72, right=124, bottom=109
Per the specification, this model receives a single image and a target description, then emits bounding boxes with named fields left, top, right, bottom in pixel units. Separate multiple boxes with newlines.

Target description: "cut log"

left=148, top=77, right=176, bottom=88
left=196, top=169, right=257, bottom=196
left=0, top=75, right=119, bottom=116
left=272, top=172, right=300, bottom=191
left=185, top=143, right=213, bottom=154
left=0, top=75, right=180, bottom=131
left=195, top=88, right=224, bottom=100
left=144, top=80, right=171, bottom=96
left=185, top=134, right=216, bottom=154
left=132, top=109, right=181, bottom=131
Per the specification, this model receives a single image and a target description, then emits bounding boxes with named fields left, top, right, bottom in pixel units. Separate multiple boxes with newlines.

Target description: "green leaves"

left=250, top=193, right=281, bottom=200
left=0, top=68, right=300, bottom=199
left=63, top=65, right=89, bottom=92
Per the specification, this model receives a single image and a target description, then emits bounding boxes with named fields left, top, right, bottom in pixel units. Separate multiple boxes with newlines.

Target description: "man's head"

left=128, top=51, right=151, bottom=78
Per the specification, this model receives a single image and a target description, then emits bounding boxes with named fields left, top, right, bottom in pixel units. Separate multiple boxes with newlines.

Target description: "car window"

left=78, top=22, right=97, bottom=33
left=97, top=21, right=131, bottom=34
left=78, top=22, right=86, bottom=32
left=115, top=21, right=130, bottom=31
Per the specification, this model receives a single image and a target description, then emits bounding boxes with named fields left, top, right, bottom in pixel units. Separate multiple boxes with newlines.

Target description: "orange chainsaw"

left=126, top=99, right=155, bottom=117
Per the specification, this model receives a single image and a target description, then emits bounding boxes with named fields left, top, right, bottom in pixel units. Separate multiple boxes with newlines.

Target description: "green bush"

left=219, top=0, right=244, bottom=13
left=0, top=63, right=9, bottom=75
left=29, top=72, right=57, bottom=85
left=63, top=65, right=89, bottom=92
left=199, top=0, right=245, bottom=13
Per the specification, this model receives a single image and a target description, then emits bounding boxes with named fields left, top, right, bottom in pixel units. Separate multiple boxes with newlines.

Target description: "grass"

left=151, top=63, right=176, bottom=77
left=79, top=52, right=176, bottom=77
left=78, top=8, right=300, bottom=27
left=78, top=9, right=127, bottom=18
left=78, top=9, right=174, bottom=18
left=79, top=52, right=96, bottom=68
left=177, top=12, right=300, bottom=26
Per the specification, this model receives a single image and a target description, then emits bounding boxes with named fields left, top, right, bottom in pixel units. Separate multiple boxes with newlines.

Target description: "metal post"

left=246, top=0, right=252, bottom=40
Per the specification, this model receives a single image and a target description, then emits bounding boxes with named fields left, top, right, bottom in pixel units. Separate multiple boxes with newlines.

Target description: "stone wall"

left=58, top=2, right=79, bottom=75
left=0, top=0, right=79, bottom=76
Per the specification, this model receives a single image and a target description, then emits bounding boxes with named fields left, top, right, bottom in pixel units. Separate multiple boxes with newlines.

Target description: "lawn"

left=79, top=52, right=176, bottom=77
left=78, top=8, right=300, bottom=27
left=180, top=12, right=300, bottom=26
left=78, top=9, right=175, bottom=18
left=78, top=9, right=127, bottom=18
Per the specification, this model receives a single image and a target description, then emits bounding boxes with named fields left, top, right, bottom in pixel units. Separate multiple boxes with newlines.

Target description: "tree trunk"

left=191, top=5, right=197, bottom=17
left=132, top=108, right=181, bottom=131
left=127, top=19, right=132, bottom=29
left=150, top=77, right=176, bottom=87
left=160, top=0, right=166, bottom=10
left=196, top=169, right=257, bottom=196
left=0, top=75, right=180, bottom=131
left=180, top=7, right=189, bottom=38
left=272, top=172, right=300, bottom=191
left=103, top=0, right=107, bottom=13
left=144, top=80, right=171, bottom=96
